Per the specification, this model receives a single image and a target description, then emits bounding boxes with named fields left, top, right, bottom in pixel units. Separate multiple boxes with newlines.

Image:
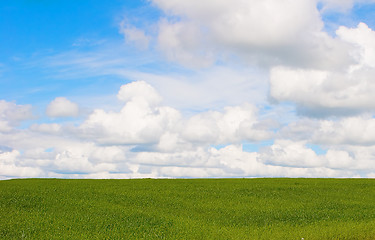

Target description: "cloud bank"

left=1, top=80, right=375, bottom=179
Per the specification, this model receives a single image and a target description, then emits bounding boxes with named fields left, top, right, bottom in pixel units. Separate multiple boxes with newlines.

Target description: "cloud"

left=2, top=81, right=372, bottom=179
left=30, top=123, right=62, bottom=134
left=46, top=97, right=79, bottom=118
left=79, top=81, right=181, bottom=145
left=271, top=115, right=375, bottom=172
left=313, top=116, right=375, bottom=146
left=0, top=100, right=33, bottom=132
left=157, top=19, right=215, bottom=68
left=258, top=137, right=375, bottom=173
left=0, top=82, right=280, bottom=179
left=269, top=22, right=375, bottom=117
left=119, top=22, right=150, bottom=50
left=337, top=22, right=375, bottom=68
left=0, top=134, right=361, bottom=179
left=260, top=140, right=325, bottom=168
left=279, top=114, right=375, bottom=146
left=54, top=150, right=117, bottom=174
left=135, top=144, right=356, bottom=178
left=0, top=150, right=44, bottom=179
left=79, top=81, right=271, bottom=148
left=0, top=110, right=365, bottom=180
left=269, top=66, right=375, bottom=116
left=182, top=104, right=271, bottom=145
left=117, top=81, right=162, bottom=105
left=152, top=0, right=353, bottom=69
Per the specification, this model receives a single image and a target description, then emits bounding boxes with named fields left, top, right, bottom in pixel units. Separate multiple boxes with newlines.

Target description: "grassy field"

left=1, top=178, right=375, bottom=239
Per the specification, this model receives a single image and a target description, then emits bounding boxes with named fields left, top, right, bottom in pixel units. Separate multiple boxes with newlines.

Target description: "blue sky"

left=1, top=1, right=139, bottom=104
left=2, top=0, right=375, bottom=179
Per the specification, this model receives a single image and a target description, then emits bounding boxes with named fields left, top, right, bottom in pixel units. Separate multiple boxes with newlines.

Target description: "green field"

left=1, top=178, right=375, bottom=239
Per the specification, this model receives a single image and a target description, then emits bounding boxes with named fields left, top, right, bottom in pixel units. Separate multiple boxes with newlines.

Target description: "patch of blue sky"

left=321, top=2, right=375, bottom=35
left=305, top=143, right=327, bottom=155
left=17, top=116, right=82, bottom=131
left=242, top=140, right=274, bottom=153
left=352, top=3, right=375, bottom=28
left=131, top=144, right=155, bottom=153
left=0, top=43, right=161, bottom=109
left=211, top=144, right=230, bottom=150
left=258, top=102, right=298, bottom=127
left=1, top=1, right=107, bottom=56
left=0, top=0, right=163, bottom=103
left=321, top=12, right=354, bottom=35
left=45, top=148, right=54, bottom=153
left=0, top=66, right=128, bottom=107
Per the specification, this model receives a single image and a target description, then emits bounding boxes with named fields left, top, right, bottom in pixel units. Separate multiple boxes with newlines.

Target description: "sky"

left=1, top=0, right=375, bottom=179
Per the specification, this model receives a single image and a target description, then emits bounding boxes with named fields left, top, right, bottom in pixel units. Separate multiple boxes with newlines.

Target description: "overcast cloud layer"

left=1, top=0, right=375, bottom=179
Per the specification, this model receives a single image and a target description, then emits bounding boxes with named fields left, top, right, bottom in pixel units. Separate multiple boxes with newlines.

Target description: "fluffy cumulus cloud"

left=153, top=0, right=352, bottom=69
left=79, top=81, right=180, bottom=145
left=270, top=22, right=375, bottom=116
left=46, top=97, right=79, bottom=118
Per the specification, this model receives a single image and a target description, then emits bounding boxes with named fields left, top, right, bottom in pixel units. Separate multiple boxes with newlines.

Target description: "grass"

left=1, top=178, right=375, bottom=239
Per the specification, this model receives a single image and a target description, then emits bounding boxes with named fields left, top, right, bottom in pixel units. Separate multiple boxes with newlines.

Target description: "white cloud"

left=117, top=81, right=162, bottom=106
left=79, top=81, right=181, bottom=145
left=270, top=115, right=375, bottom=172
left=325, top=149, right=355, bottom=169
left=270, top=66, right=375, bottom=116
left=258, top=137, right=375, bottom=173
left=0, top=100, right=32, bottom=132
left=153, top=0, right=323, bottom=44
left=312, top=116, right=375, bottom=145
left=119, top=22, right=150, bottom=50
left=152, top=0, right=353, bottom=69
left=79, top=81, right=272, bottom=148
left=182, top=104, right=271, bottom=144
left=279, top=115, right=375, bottom=147
left=260, top=140, right=325, bottom=168
left=0, top=112, right=366, bottom=179
left=46, top=97, right=79, bottom=118
left=135, top=144, right=356, bottom=178
left=157, top=19, right=214, bottom=68
left=54, top=150, right=117, bottom=174
left=0, top=150, right=43, bottom=179
left=0, top=82, right=279, bottom=179
left=30, top=123, right=62, bottom=134
left=337, top=22, right=375, bottom=68
left=269, top=23, right=375, bottom=116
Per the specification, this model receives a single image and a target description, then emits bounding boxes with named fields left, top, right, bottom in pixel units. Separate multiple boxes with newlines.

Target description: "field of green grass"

left=1, top=178, right=375, bottom=239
